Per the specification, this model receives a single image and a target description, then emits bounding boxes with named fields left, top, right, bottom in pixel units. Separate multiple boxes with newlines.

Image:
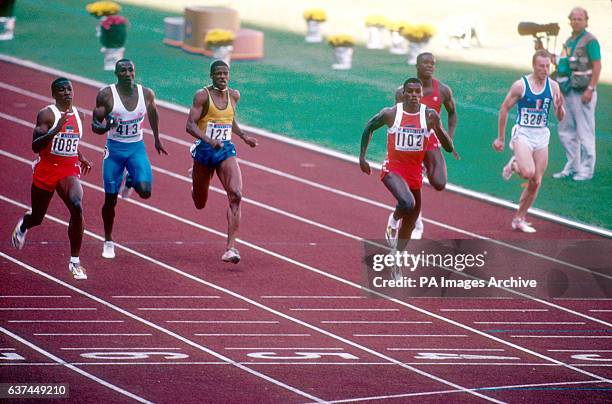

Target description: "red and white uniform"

left=421, top=78, right=442, bottom=150
left=381, top=103, right=431, bottom=189
left=32, top=105, right=83, bottom=192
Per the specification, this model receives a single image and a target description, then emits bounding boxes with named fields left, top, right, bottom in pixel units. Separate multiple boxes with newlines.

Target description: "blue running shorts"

left=191, top=139, right=236, bottom=167
left=103, top=139, right=153, bottom=194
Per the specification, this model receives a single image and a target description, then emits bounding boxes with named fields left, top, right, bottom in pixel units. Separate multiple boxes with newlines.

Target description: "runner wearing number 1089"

left=92, top=59, right=168, bottom=259
left=186, top=60, right=258, bottom=264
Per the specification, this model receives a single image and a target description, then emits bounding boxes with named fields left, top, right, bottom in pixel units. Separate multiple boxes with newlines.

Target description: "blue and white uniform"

left=102, top=84, right=153, bottom=194
left=511, top=76, right=553, bottom=151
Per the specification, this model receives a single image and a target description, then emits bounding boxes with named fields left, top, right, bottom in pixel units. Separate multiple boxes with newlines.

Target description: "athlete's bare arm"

left=32, top=108, right=67, bottom=153
left=426, top=109, right=455, bottom=154
left=228, top=89, right=257, bottom=148
left=186, top=89, right=222, bottom=149
left=550, top=80, right=565, bottom=121
left=359, top=106, right=395, bottom=175
left=92, top=88, right=115, bottom=134
left=493, top=80, right=523, bottom=152
left=143, top=87, right=167, bottom=155
left=439, top=83, right=458, bottom=139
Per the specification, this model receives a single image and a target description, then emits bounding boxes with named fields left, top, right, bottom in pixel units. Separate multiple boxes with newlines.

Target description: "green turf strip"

left=2, top=0, right=610, bottom=229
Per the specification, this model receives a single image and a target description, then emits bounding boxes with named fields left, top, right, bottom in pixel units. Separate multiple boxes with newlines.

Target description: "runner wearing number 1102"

left=186, top=60, right=258, bottom=264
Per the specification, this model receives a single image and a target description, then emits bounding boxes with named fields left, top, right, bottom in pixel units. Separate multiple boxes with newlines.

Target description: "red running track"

left=0, top=59, right=610, bottom=403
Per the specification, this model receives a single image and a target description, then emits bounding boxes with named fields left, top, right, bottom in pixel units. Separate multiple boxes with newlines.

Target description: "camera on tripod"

left=517, top=22, right=560, bottom=52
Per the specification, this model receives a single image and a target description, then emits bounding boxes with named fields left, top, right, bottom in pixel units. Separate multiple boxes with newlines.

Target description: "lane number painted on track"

left=570, top=354, right=612, bottom=362
left=80, top=352, right=189, bottom=360
left=414, top=353, right=520, bottom=361
left=0, top=352, right=26, bottom=361
left=246, top=352, right=359, bottom=360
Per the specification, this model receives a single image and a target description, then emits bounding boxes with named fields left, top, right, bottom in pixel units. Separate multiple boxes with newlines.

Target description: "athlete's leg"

left=22, top=185, right=55, bottom=230
left=126, top=144, right=152, bottom=199
left=192, top=160, right=215, bottom=210
left=424, top=148, right=447, bottom=191
left=510, top=139, right=536, bottom=180
left=516, top=146, right=548, bottom=220
left=56, top=176, right=84, bottom=257
left=382, top=172, right=419, bottom=250
left=216, top=157, right=243, bottom=250
left=102, top=148, right=126, bottom=242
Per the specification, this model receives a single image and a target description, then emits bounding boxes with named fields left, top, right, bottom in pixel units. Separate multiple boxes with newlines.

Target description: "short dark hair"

left=532, top=49, right=551, bottom=65
left=416, top=52, right=434, bottom=65
left=115, top=58, right=133, bottom=72
left=210, top=59, right=229, bottom=74
left=403, top=77, right=423, bottom=89
left=51, top=77, right=71, bottom=94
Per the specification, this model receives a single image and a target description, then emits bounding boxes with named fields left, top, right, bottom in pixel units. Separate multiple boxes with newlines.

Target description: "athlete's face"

left=210, top=66, right=230, bottom=90
left=416, top=54, right=435, bottom=78
left=52, top=81, right=73, bottom=105
left=115, top=61, right=135, bottom=86
left=532, top=56, right=550, bottom=81
left=402, top=83, right=422, bottom=107
left=569, top=9, right=587, bottom=34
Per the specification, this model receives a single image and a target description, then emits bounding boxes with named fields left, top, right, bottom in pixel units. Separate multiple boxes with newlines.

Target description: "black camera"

left=517, top=22, right=560, bottom=37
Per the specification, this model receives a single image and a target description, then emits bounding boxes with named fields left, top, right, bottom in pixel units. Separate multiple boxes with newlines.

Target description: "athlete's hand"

left=492, top=138, right=505, bottom=152
left=79, top=157, right=93, bottom=175
left=451, top=149, right=461, bottom=160
left=155, top=139, right=168, bottom=155
left=52, top=112, right=69, bottom=135
left=359, top=158, right=371, bottom=175
left=243, top=135, right=258, bottom=148
left=209, top=139, right=224, bottom=149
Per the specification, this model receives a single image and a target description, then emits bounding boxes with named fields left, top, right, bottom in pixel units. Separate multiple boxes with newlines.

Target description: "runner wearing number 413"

left=493, top=50, right=565, bottom=233
left=186, top=60, right=258, bottom=264
left=92, top=59, right=168, bottom=259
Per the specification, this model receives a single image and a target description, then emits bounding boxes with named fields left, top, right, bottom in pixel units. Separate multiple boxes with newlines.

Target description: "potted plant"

left=99, top=15, right=129, bottom=70
left=302, top=9, right=326, bottom=43
left=327, top=34, right=355, bottom=70
left=204, top=29, right=235, bottom=65
left=365, top=15, right=388, bottom=49
left=0, top=0, right=16, bottom=41
left=400, top=23, right=436, bottom=64
left=387, top=21, right=410, bottom=55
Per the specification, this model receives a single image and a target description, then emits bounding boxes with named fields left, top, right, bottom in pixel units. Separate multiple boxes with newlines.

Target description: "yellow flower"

left=327, top=34, right=355, bottom=47
left=365, top=15, right=388, bottom=28
left=386, top=21, right=410, bottom=32
left=400, top=24, right=436, bottom=42
left=303, top=9, right=327, bottom=22
left=204, top=29, right=235, bottom=47
left=86, top=1, right=121, bottom=17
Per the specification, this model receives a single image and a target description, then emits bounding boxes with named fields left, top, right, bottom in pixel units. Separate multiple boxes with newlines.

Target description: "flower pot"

left=101, top=47, right=125, bottom=71
left=389, top=31, right=408, bottom=55
left=305, top=20, right=323, bottom=43
left=211, top=45, right=233, bottom=65
left=0, top=16, right=15, bottom=40
left=100, top=23, right=127, bottom=48
left=366, top=26, right=385, bottom=49
left=332, top=46, right=353, bottom=70
left=407, top=41, right=428, bottom=65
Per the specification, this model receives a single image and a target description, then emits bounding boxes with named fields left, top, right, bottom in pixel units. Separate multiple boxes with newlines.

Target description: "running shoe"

left=222, top=248, right=241, bottom=264
left=552, top=170, right=572, bottom=179
left=11, top=217, right=27, bottom=250
left=572, top=173, right=592, bottom=181
left=390, top=261, right=403, bottom=282
left=511, top=218, right=536, bottom=233
left=102, top=241, right=116, bottom=259
left=69, top=262, right=88, bottom=280
left=119, top=174, right=134, bottom=200
left=411, top=214, right=424, bottom=240
left=502, top=157, right=515, bottom=181
left=385, top=213, right=401, bottom=249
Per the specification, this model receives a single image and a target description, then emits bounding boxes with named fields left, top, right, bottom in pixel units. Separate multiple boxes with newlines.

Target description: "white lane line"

left=0, top=203, right=503, bottom=403
left=511, top=335, right=612, bottom=339
left=355, top=334, right=467, bottom=338
left=5, top=54, right=610, bottom=238
left=0, top=308, right=96, bottom=310
left=195, top=334, right=310, bottom=337
left=61, top=347, right=182, bottom=351
left=113, top=296, right=220, bottom=299
left=548, top=349, right=612, bottom=352
left=387, top=348, right=506, bottom=351
left=0, top=295, right=71, bottom=298
left=34, top=333, right=152, bottom=337
left=9, top=320, right=124, bottom=323
left=322, top=321, right=432, bottom=324
left=0, top=253, right=326, bottom=403
left=3, top=123, right=612, bottom=327
left=474, top=322, right=586, bottom=325
left=0, top=326, right=152, bottom=403
left=289, top=308, right=399, bottom=312
left=167, top=321, right=279, bottom=324
left=137, top=308, right=248, bottom=311
left=225, top=347, right=344, bottom=350
left=441, top=309, right=549, bottom=312
left=2, top=191, right=610, bottom=388
left=590, top=310, right=612, bottom=313
left=261, top=296, right=364, bottom=299
left=0, top=348, right=16, bottom=350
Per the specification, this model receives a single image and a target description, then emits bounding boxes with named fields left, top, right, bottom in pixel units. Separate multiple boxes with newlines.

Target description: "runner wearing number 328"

left=92, top=58, right=168, bottom=259
left=186, top=60, right=258, bottom=264
left=493, top=50, right=564, bottom=233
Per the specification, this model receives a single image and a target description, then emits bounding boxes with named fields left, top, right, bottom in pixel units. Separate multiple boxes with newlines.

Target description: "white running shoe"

left=411, top=214, right=424, bottom=240
left=502, top=157, right=515, bottom=181
left=385, top=213, right=401, bottom=249
left=69, top=262, right=87, bottom=280
left=102, top=241, right=116, bottom=259
left=512, top=218, right=536, bottom=233
left=552, top=170, right=572, bottom=179
left=119, top=178, right=133, bottom=200
left=572, top=173, right=592, bottom=181
left=390, top=262, right=403, bottom=282
left=11, top=217, right=27, bottom=250
left=222, top=248, right=241, bottom=264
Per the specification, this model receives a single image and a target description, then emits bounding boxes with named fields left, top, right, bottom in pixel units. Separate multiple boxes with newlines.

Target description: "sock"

left=70, top=256, right=80, bottom=265
left=389, top=214, right=401, bottom=228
